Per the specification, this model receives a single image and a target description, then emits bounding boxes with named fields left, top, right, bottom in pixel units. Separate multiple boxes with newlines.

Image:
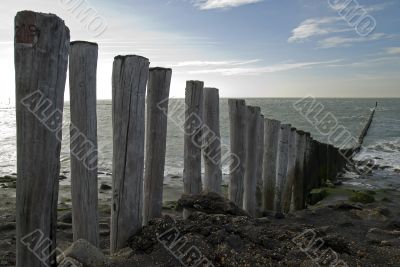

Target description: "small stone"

left=63, top=239, right=109, bottom=267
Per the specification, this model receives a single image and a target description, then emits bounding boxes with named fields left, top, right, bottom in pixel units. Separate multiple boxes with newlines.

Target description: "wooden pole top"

left=150, top=67, right=172, bottom=71
left=114, top=55, right=149, bottom=61
left=70, top=41, right=98, bottom=47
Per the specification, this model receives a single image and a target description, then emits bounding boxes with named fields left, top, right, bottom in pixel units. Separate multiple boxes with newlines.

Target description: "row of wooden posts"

left=14, top=11, right=347, bottom=267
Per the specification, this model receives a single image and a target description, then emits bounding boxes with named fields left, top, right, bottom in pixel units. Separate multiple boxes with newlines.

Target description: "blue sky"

left=0, top=0, right=399, bottom=100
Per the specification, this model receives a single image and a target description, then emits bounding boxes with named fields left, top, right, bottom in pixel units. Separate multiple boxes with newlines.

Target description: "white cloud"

left=385, top=47, right=400, bottom=55
left=288, top=17, right=348, bottom=43
left=289, top=2, right=393, bottom=45
left=330, top=2, right=391, bottom=13
left=193, top=0, right=263, bottom=10
left=188, top=60, right=340, bottom=75
left=318, top=33, right=390, bottom=48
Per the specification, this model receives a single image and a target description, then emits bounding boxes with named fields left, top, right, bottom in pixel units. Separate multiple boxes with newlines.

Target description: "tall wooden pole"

left=69, top=41, right=99, bottom=246
left=282, top=127, right=297, bottom=213
left=183, top=81, right=204, bottom=218
left=292, top=131, right=307, bottom=210
left=228, top=99, right=247, bottom=207
left=303, top=135, right=313, bottom=203
left=243, top=106, right=261, bottom=217
left=143, top=68, right=172, bottom=225
left=262, top=118, right=281, bottom=211
left=274, top=124, right=291, bottom=214
left=202, top=87, right=222, bottom=194
left=111, top=55, right=149, bottom=253
left=15, top=11, right=69, bottom=267
left=256, top=114, right=265, bottom=209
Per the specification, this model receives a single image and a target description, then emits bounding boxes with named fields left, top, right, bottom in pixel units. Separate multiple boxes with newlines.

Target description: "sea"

left=1, top=98, right=399, bottom=199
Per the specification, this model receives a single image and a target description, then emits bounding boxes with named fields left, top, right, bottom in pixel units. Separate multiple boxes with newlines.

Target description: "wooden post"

left=282, top=127, right=297, bottom=213
left=143, top=68, right=172, bottom=225
left=303, top=134, right=312, bottom=205
left=256, top=114, right=265, bottom=210
left=262, top=118, right=281, bottom=211
left=202, top=88, right=222, bottom=194
left=243, top=106, right=261, bottom=217
left=183, top=81, right=204, bottom=218
left=111, top=55, right=149, bottom=253
left=292, top=131, right=307, bottom=210
left=228, top=99, right=247, bottom=207
left=274, top=124, right=291, bottom=214
left=312, top=140, right=321, bottom=189
left=15, top=11, right=69, bottom=267
left=69, top=41, right=99, bottom=246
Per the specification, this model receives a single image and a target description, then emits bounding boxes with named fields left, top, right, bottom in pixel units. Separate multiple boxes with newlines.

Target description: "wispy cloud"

left=193, top=0, right=263, bottom=10
left=172, top=59, right=260, bottom=67
left=330, top=2, right=392, bottom=13
left=288, top=17, right=348, bottom=43
left=318, top=33, right=393, bottom=48
left=385, top=47, right=400, bottom=55
left=289, top=2, right=393, bottom=45
left=188, top=60, right=340, bottom=75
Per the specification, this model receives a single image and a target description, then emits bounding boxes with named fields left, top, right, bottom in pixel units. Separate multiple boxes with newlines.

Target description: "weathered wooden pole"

left=69, top=41, right=99, bottom=246
left=292, top=131, right=307, bottom=210
left=243, top=106, right=261, bottom=217
left=256, top=114, right=265, bottom=210
left=202, top=87, right=222, bottom=194
left=111, top=55, right=149, bottom=253
left=15, top=11, right=69, bottom=267
left=312, top=140, right=321, bottom=189
left=274, top=124, right=291, bottom=214
left=262, top=118, right=281, bottom=211
left=303, top=134, right=312, bottom=205
left=282, top=127, right=297, bottom=213
left=228, top=99, right=247, bottom=207
left=143, top=68, right=172, bottom=225
left=183, top=81, right=204, bottom=218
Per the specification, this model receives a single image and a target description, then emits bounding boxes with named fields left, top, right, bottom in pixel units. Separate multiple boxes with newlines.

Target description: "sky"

left=0, top=0, right=399, bottom=101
